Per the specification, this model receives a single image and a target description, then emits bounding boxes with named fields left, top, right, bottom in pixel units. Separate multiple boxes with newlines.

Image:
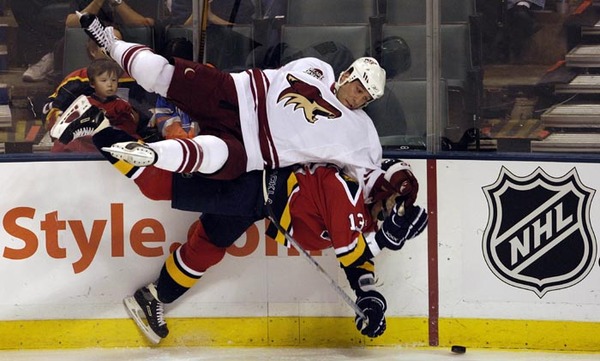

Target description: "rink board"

left=0, top=159, right=598, bottom=351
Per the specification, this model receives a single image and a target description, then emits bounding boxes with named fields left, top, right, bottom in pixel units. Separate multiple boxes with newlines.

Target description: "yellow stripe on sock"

left=165, top=253, right=199, bottom=289
left=114, top=159, right=136, bottom=176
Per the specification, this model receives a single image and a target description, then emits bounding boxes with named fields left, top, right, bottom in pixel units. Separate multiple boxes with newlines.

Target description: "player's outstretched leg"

left=77, top=12, right=116, bottom=55
left=103, top=135, right=228, bottom=175
left=49, top=94, right=108, bottom=144
left=102, top=142, right=158, bottom=167
left=79, top=11, right=172, bottom=96
left=123, top=283, right=169, bottom=344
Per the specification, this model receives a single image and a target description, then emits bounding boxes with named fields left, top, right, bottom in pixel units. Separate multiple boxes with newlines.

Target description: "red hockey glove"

left=372, top=159, right=419, bottom=209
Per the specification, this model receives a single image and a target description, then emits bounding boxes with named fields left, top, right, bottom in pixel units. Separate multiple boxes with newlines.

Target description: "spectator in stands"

left=163, top=0, right=258, bottom=71
left=51, top=58, right=140, bottom=152
left=51, top=0, right=157, bottom=85
left=45, top=32, right=121, bottom=128
left=477, top=0, right=545, bottom=63
left=508, top=0, right=546, bottom=9
left=44, top=36, right=154, bottom=144
left=65, top=0, right=154, bottom=27
left=507, top=1, right=546, bottom=60
left=10, top=0, right=69, bottom=82
left=169, top=0, right=256, bottom=26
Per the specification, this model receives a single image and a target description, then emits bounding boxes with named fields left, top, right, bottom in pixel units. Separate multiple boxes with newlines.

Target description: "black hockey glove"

left=375, top=201, right=428, bottom=250
left=355, top=290, right=387, bottom=338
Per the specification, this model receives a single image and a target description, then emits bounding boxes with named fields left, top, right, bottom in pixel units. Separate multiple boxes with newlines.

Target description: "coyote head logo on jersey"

left=277, top=74, right=341, bottom=123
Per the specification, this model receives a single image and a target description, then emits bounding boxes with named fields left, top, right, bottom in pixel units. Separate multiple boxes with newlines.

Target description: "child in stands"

left=51, top=58, right=140, bottom=152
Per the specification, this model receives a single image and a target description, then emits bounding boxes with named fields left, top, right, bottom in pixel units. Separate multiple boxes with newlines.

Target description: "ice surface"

left=0, top=347, right=598, bottom=361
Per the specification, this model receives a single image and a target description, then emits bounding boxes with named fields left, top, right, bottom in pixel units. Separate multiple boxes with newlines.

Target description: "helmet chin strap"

left=334, top=70, right=350, bottom=93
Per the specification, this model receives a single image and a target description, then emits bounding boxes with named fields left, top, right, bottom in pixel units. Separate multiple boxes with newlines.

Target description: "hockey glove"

left=378, top=159, right=419, bottom=208
left=375, top=201, right=428, bottom=250
left=355, top=290, right=387, bottom=338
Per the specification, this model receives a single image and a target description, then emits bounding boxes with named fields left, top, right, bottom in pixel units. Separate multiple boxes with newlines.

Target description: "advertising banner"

left=0, top=160, right=429, bottom=320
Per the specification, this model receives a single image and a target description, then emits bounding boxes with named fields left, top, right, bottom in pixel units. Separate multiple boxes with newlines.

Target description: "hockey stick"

left=262, top=170, right=367, bottom=322
left=191, top=0, right=209, bottom=63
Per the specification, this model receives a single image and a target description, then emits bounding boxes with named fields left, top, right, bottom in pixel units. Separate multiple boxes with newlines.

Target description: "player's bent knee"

left=197, top=135, right=228, bottom=173
left=130, top=51, right=173, bottom=96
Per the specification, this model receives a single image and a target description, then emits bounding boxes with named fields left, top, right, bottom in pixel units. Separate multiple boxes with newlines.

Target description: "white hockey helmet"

left=335, top=57, right=386, bottom=106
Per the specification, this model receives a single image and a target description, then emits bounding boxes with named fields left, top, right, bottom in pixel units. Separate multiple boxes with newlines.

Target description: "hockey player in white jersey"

left=56, top=12, right=388, bottom=194
left=47, top=13, right=431, bottom=345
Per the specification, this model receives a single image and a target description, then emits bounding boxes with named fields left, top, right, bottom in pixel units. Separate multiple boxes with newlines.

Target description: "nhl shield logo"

left=482, top=167, right=596, bottom=298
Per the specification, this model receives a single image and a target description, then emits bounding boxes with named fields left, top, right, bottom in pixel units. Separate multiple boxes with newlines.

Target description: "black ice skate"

left=49, top=94, right=107, bottom=144
left=123, top=283, right=169, bottom=344
left=77, top=11, right=116, bottom=54
left=101, top=141, right=157, bottom=167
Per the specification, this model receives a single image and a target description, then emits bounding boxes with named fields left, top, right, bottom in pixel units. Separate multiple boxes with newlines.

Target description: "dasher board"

left=541, top=104, right=600, bottom=127
left=555, top=75, right=600, bottom=93
left=565, top=45, right=600, bottom=67
left=531, top=132, right=600, bottom=152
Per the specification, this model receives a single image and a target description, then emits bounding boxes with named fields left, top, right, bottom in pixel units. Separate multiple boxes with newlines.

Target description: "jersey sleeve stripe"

left=337, top=233, right=368, bottom=267
left=248, top=69, right=278, bottom=169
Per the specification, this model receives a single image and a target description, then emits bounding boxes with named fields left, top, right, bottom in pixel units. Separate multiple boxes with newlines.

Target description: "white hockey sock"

left=149, top=135, right=228, bottom=174
left=110, top=40, right=173, bottom=97
left=196, top=135, right=229, bottom=173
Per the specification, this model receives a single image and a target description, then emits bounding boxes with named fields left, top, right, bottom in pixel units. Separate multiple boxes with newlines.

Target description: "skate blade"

left=101, top=146, right=155, bottom=166
left=123, top=296, right=162, bottom=344
left=49, top=94, right=93, bottom=139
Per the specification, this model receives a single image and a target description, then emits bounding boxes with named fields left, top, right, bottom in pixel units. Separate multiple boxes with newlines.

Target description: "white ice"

left=0, top=347, right=598, bottom=361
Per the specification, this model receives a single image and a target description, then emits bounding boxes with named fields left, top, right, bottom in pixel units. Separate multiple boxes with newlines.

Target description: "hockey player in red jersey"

left=139, top=160, right=426, bottom=344
left=52, top=109, right=428, bottom=343
left=56, top=12, right=389, bottom=194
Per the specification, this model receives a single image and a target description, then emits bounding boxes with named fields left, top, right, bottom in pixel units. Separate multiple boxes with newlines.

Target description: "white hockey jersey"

left=231, top=57, right=384, bottom=195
